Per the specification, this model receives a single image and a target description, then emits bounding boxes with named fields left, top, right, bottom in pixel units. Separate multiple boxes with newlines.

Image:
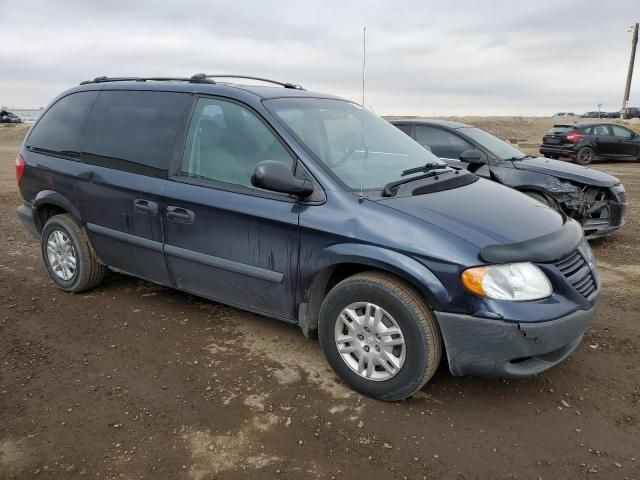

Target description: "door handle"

left=134, top=199, right=158, bottom=215
left=166, top=206, right=195, bottom=224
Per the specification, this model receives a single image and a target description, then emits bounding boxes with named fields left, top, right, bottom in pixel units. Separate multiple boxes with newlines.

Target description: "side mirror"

left=251, top=160, right=314, bottom=197
left=459, top=149, right=487, bottom=164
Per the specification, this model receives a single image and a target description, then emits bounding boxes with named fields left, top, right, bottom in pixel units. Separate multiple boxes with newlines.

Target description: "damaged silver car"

left=392, top=119, right=627, bottom=239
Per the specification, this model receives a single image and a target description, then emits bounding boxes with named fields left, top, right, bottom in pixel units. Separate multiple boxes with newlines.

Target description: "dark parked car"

left=540, top=123, right=640, bottom=165
left=581, top=111, right=606, bottom=119
left=0, top=110, right=22, bottom=123
left=606, top=111, right=621, bottom=119
left=622, top=107, right=640, bottom=119
left=391, top=119, right=626, bottom=239
left=16, top=75, right=600, bottom=400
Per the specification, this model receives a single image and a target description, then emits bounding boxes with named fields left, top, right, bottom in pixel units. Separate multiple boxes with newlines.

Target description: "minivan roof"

left=67, top=78, right=344, bottom=101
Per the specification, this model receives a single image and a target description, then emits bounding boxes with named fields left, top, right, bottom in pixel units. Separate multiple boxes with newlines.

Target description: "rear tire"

left=318, top=271, right=441, bottom=401
left=41, top=214, right=106, bottom=292
left=576, top=147, right=594, bottom=165
left=543, top=153, right=551, bottom=158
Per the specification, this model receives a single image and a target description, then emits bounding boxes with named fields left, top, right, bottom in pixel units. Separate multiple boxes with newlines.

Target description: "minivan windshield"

left=265, top=98, right=447, bottom=190
left=458, top=127, right=528, bottom=161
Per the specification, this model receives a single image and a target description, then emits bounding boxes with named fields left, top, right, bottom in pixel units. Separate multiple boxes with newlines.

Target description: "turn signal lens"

left=461, top=266, right=490, bottom=297
left=461, top=263, right=552, bottom=301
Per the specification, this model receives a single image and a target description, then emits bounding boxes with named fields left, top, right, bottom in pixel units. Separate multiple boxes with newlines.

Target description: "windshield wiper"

left=401, top=162, right=447, bottom=176
left=507, top=155, right=533, bottom=161
left=383, top=169, right=454, bottom=197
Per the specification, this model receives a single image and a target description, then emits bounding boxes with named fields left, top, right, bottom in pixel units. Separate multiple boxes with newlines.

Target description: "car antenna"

left=359, top=26, right=367, bottom=202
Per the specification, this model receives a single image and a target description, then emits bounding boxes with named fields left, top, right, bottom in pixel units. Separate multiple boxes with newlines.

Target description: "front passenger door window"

left=182, top=98, right=294, bottom=190
left=611, top=125, right=633, bottom=140
left=610, top=125, right=638, bottom=157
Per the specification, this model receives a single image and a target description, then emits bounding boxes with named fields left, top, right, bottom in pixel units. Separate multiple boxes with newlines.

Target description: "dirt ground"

left=0, top=122, right=639, bottom=480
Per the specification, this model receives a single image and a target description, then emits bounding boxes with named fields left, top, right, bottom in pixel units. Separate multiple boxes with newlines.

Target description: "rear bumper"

left=16, top=203, right=39, bottom=238
left=435, top=305, right=596, bottom=377
left=539, top=145, right=576, bottom=158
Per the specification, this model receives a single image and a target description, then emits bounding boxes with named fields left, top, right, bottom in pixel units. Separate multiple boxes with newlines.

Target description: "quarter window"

left=415, top=126, right=473, bottom=159
left=26, top=91, right=98, bottom=156
left=181, top=98, right=293, bottom=189
left=83, top=91, right=190, bottom=176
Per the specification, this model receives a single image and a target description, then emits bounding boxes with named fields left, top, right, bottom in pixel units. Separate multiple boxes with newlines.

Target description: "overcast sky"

left=1, top=0, right=638, bottom=115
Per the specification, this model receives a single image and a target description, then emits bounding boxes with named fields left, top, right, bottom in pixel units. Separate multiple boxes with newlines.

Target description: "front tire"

left=576, top=147, right=594, bottom=165
left=318, top=272, right=441, bottom=401
left=41, top=214, right=106, bottom=292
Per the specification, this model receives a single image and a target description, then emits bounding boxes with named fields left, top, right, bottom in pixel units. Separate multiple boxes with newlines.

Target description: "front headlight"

left=461, top=262, right=552, bottom=301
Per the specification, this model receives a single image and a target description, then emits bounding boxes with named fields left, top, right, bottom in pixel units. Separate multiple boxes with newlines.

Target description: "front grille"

left=554, top=249, right=598, bottom=299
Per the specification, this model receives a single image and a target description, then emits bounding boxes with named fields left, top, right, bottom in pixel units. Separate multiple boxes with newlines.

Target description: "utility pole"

left=622, top=22, right=638, bottom=117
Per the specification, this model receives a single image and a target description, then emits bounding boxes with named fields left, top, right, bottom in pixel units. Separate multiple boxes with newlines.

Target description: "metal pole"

left=622, top=22, right=638, bottom=117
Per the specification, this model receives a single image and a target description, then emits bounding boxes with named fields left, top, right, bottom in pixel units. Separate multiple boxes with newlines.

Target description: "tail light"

left=566, top=132, right=586, bottom=143
left=15, top=154, right=26, bottom=184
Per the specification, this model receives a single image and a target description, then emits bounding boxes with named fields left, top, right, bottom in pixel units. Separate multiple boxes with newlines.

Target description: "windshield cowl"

left=382, top=169, right=476, bottom=198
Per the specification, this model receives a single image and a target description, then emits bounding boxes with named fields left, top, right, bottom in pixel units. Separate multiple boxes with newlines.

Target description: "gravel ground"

left=1, top=122, right=639, bottom=480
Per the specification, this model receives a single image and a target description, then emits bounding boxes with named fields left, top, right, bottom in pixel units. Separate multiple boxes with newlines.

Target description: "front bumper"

left=582, top=185, right=626, bottom=240
left=434, top=305, right=596, bottom=377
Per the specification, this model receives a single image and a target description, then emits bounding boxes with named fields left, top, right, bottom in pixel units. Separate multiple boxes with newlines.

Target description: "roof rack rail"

left=190, top=73, right=304, bottom=90
left=79, top=76, right=216, bottom=85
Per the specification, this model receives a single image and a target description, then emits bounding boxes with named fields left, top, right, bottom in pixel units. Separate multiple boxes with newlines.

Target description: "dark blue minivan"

left=16, top=75, right=599, bottom=400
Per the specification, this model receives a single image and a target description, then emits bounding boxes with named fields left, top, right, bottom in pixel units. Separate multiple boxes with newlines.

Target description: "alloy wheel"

left=46, top=229, right=77, bottom=281
left=334, top=302, right=406, bottom=381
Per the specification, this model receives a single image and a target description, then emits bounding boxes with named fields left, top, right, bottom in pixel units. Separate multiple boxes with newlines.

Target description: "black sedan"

left=391, top=119, right=626, bottom=239
left=540, top=123, right=640, bottom=165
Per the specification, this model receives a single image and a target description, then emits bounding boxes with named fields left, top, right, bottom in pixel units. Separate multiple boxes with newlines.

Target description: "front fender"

left=322, top=243, right=450, bottom=309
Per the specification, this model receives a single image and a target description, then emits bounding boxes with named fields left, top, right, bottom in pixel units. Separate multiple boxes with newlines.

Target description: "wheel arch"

left=32, top=190, right=82, bottom=233
left=299, top=244, right=450, bottom=336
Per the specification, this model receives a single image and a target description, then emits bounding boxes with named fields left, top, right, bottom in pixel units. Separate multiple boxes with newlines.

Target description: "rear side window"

left=26, top=91, right=98, bottom=156
left=591, top=125, right=611, bottom=136
left=414, top=126, right=473, bottom=159
left=83, top=91, right=190, bottom=177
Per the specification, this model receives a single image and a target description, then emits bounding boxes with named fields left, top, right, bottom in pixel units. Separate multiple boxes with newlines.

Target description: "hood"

left=377, top=178, right=565, bottom=248
left=512, top=157, right=618, bottom=187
